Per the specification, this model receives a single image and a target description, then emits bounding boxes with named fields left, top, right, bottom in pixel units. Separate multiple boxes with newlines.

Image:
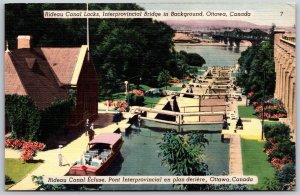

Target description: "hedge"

left=5, top=90, right=75, bottom=141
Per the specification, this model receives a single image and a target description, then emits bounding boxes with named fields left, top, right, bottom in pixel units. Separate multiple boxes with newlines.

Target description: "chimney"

left=17, top=35, right=32, bottom=49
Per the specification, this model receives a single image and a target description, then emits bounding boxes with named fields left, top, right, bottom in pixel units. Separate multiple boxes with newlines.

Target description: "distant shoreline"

left=174, top=41, right=252, bottom=47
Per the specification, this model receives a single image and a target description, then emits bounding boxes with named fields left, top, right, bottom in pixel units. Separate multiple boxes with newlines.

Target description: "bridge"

left=212, top=28, right=269, bottom=47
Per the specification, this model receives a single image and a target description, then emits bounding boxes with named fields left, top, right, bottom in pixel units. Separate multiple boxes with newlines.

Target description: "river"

left=175, top=45, right=247, bottom=67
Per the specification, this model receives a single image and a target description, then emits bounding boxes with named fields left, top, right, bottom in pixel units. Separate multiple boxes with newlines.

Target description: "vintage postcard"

left=4, top=0, right=296, bottom=191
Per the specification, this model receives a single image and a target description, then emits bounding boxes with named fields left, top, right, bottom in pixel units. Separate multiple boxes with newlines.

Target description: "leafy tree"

left=5, top=3, right=206, bottom=97
left=157, top=70, right=172, bottom=90
left=236, top=25, right=276, bottom=103
left=158, top=131, right=249, bottom=191
left=158, top=131, right=210, bottom=190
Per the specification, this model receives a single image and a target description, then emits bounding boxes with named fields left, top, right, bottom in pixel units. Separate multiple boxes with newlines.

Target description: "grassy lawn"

left=238, top=106, right=257, bottom=118
left=241, top=139, right=275, bottom=190
left=160, top=86, right=182, bottom=91
left=98, top=84, right=173, bottom=108
left=111, top=92, right=126, bottom=101
left=264, top=121, right=280, bottom=125
left=144, top=96, right=162, bottom=108
left=5, top=158, right=42, bottom=190
left=197, top=71, right=205, bottom=75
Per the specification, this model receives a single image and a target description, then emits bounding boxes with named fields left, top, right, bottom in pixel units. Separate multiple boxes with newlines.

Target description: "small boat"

left=67, top=133, right=123, bottom=176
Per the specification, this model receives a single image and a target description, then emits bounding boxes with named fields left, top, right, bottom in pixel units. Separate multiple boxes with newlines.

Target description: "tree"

left=5, top=3, right=176, bottom=96
left=186, top=53, right=206, bottom=67
left=158, top=131, right=210, bottom=190
left=236, top=25, right=276, bottom=103
left=157, top=70, right=172, bottom=90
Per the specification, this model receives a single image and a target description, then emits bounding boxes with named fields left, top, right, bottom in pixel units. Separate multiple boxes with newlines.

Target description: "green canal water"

left=175, top=45, right=247, bottom=67
left=101, top=121, right=229, bottom=191
left=101, top=45, right=241, bottom=190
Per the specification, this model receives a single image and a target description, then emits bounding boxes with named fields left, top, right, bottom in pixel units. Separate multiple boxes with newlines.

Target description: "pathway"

left=6, top=117, right=130, bottom=191
left=229, top=134, right=243, bottom=175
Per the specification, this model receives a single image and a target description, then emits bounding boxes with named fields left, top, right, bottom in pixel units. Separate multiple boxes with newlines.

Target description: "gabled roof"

left=5, top=45, right=90, bottom=109
left=4, top=52, right=27, bottom=96
left=5, top=49, right=69, bottom=109
left=34, top=45, right=88, bottom=86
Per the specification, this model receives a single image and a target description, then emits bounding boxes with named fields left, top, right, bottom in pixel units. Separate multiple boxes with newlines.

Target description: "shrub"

left=276, top=163, right=295, bottom=184
left=5, top=175, right=14, bottom=185
left=263, top=123, right=295, bottom=171
left=131, top=89, right=144, bottom=96
left=5, top=95, right=41, bottom=141
left=254, top=99, right=287, bottom=120
left=5, top=138, right=25, bottom=149
left=264, top=123, right=290, bottom=140
left=262, top=177, right=282, bottom=190
left=113, top=100, right=128, bottom=112
left=5, top=138, right=45, bottom=162
left=40, top=97, right=74, bottom=139
left=5, top=91, right=75, bottom=141
left=21, top=141, right=45, bottom=162
left=128, top=93, right=144, bottom=106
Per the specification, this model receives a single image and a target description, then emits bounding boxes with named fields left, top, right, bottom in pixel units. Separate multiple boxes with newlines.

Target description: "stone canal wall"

left=274, top=30, right=296, bottom=138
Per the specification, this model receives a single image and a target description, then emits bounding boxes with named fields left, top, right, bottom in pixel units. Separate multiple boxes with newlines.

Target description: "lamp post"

left=124, top=75, right=142, bottom=106
left=137, top=76, right=142, bottom=89
left=244, top=70, right=248, bottom=107
left=124, top=81, right=128, bottom=103
left=261, top=70, right=266, bottom=141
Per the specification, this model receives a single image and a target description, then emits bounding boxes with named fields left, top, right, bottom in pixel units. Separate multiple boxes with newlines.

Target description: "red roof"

left=35, top=48, right=81, bottom=85
left=4, top=45, right=91, bottom=109
left=4, top=48, right=79, bottom=109
left=4, top=52, right=27, bottom=95
left=89, top=133, right=122, bottom=145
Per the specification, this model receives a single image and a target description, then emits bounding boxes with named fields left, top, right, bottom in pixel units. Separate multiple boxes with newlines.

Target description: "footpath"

left=6, top=117, right=129, bottom=191
left=7, top=97, right=171, bottom=191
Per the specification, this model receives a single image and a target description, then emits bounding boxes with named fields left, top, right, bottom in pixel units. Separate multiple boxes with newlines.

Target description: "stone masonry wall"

left=274, top=30, right=296, bottom=139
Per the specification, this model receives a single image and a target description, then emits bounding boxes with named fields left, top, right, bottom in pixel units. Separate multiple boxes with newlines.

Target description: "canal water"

left=101, top=121, right=229, bottom=191
left=175, top=45, right=247, bottom=67
left=102, top=45, right=241, bottom=190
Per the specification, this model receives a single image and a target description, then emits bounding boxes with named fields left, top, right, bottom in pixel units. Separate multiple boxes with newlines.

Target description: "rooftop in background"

left=282, top=34, right=296, bottom=43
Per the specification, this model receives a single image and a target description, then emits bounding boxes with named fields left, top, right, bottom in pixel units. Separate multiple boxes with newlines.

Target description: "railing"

left=180, top=105, right=226, bottom=113
left=282, top=35, right=296, bottom=43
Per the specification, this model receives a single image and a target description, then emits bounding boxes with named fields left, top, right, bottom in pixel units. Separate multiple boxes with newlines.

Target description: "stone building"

left=5, top=35, right=98, bottom=131
left=274, top=30, right=296, bottom=139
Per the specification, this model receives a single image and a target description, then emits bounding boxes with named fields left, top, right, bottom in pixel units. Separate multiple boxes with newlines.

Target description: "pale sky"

left=138, top=0, right=295, bottom=27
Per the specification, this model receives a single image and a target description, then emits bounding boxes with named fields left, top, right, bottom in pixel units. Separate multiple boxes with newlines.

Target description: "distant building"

left=274, top=30, right=296, bottom=139
left=5, top=35, right=98, bottom=131
left=173, top=32, right=193, bottom=43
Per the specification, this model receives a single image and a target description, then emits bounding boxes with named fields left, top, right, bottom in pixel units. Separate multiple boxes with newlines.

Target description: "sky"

left=3, top=0, right=295, bottom=27
left=137, top=0, right=295, bottom=27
